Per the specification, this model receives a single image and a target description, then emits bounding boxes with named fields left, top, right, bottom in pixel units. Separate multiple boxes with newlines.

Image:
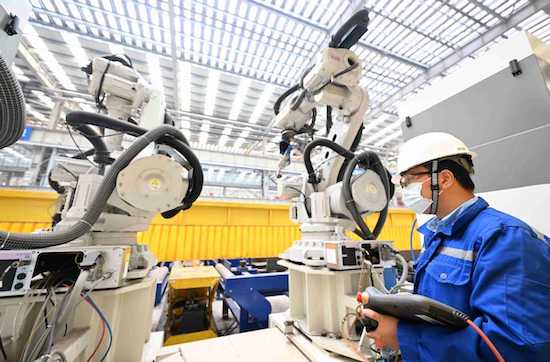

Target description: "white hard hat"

left=396, top=132, right=476, bottom=174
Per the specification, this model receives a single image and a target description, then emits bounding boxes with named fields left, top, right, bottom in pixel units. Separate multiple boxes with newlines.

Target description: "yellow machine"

left=0, top=189, right=421, bottom=260
left=164, top=265, right=219, bottom=345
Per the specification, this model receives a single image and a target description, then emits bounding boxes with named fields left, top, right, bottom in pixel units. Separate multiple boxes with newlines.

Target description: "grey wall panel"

left=402, top=54, right=550, bottom=192
left=472, top=125, right=550, bottom=192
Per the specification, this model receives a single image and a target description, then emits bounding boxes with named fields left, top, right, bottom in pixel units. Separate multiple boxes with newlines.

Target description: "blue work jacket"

left=397, top=197, right=550, bottom=361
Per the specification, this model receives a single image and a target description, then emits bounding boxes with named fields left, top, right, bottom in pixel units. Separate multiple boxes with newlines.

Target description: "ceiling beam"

left=247, top=0, right=429, bottom=71
left=465, top=0, right=506, bottom=22
left=28, top=17, right=291, bottom=88
left=376, top=0, right=550, bottom=114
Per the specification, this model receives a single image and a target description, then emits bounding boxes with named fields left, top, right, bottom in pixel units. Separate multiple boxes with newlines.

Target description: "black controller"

left=357, top=287, right=469, bottom=331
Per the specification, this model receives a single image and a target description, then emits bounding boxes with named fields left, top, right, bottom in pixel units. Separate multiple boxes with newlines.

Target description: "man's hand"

left=363, top=308, right=400, bottom=350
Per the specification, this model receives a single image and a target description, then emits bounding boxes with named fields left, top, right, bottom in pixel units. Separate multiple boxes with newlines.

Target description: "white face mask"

left=402, top=181, right=434, bottom=214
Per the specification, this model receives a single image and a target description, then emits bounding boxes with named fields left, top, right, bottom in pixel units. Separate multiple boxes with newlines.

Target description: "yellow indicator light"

left=149, top=178, right=162, bottom=190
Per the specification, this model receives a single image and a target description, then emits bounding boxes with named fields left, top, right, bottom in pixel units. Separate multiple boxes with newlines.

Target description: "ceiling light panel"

left=25, top=0, right=544, bottom=154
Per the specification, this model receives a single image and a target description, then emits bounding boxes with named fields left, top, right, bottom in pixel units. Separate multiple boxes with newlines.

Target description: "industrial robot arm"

left=0, top=53, right=203, bottom=251
left=274, top=9, right=393, bottom=245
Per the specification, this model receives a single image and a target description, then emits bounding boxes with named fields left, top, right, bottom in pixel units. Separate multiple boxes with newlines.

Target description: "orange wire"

left=85, top=299, right=107, bottom=362
left=466, top=319, right=505, bottom=362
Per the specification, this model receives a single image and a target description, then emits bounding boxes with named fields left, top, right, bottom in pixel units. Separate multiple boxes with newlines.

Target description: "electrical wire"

left=55, top=164, right=78, bottom=181
left=84, top=295, right=113, bottom=362
left=22, top=287, right=63, bottom=361
left=466, top=319, right=505, bottom=362
left=409, top=218, right=418, bottom=262
left=66, top=125, right=98, bottom=170
left=340, top=313, right=369, bottom=362
left=0, top=335, right=7, bottom=361
left=85, top=316, right=106, bottom=362
left=0, top=261, right=18, bottom=284
left=77, top=131, right=126, bottom=139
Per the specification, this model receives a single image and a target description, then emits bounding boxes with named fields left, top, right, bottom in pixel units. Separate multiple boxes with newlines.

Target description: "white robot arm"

left=82, top=55, right=166, bottom=151
left=275, top=9, right=393, bottom=266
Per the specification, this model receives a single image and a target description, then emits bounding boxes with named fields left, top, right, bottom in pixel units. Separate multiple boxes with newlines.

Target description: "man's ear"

left=438, top=169, right=454, bottom=191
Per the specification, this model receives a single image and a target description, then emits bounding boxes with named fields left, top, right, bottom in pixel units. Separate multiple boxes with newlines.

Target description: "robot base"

left=279, top=260, right=374, bottom=359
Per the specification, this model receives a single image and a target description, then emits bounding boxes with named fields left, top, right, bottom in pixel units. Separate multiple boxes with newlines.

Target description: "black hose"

left=164, top=112, right=175, bottom=126
left=71, top=148, right=95, bottom=160
left=336, top=124, right=364, bottom=183
left=273, top=84, right=300, bottom=115
left=0, top=55, right=26, bottom=149
left=47, top=171, right=64, bottom=194
left=70, top=124, right=112, bottom=171
left=66, top=111, right=151, bottom=138
left=303, top=138, right=355, bottom=185
left=65, top=111, right=201, bottom=213
left=325, top=106, right=333, bottom=136
left=0, top=125, right=188, bottom=249
left=66, top=111, right=190, bottom=146
left=342, top=151, right=391, bottom=240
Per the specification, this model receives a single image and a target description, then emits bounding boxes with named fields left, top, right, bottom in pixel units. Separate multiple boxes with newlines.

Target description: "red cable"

left=85, top=298, right=106, bottom=362
left=466, top=319, right=505, bottom=362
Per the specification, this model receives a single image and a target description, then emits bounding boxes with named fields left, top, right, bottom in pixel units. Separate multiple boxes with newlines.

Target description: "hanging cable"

left=409, top=218, right=418, bottom=262
left=0, top=125, right=191, bottom=249
left=465, top=319, right=505, bottom=362
left=84, top=302, right=108, bottom=362
left=84, top=295, right=113, bottom=362
left=303, top=138, right=355, bottom=187
left=342, top=151, right=391, bottom=240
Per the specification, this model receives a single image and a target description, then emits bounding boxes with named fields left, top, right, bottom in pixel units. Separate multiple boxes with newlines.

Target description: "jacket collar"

left=418, top=197, right=489, bottom=237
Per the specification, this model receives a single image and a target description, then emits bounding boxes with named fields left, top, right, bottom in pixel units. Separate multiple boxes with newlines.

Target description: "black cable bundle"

left=342, top=151, right=392, bottom=240
left=0, top=55, right=26, bottom=150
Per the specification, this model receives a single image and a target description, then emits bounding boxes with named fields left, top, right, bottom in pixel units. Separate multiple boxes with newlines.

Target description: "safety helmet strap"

left=430, top=159, right=439, bottom=214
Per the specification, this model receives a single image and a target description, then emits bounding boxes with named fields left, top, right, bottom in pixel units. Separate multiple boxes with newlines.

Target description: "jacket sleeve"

left=397, top=226, right=550, bottom=362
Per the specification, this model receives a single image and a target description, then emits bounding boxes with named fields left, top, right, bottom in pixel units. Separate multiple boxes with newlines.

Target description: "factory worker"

left=363, top=132, right=550, bottom=361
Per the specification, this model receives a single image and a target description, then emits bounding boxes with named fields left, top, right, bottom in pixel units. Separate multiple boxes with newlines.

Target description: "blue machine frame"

left=214, top=260, right=288, bottom=332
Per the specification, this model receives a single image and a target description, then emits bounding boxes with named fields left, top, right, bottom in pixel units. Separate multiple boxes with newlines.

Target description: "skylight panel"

left=25, top=25, right=76, bottom=91
left=229, top=78, right=251, bottom=120
left=27, top=105, right=48, bottom=123
left=199, top=123, right=210, bottom=145
left=373, top=129, right=402, bottom=147
left=218, top=127, right=232, bottom=147
left=38, top=13, right=50, bottom=23
left=66, top=3, right=80, bottom=20
left=146, top=53, right=164, bottom=92
left=238, top=1, right=247, bottom=18
left=303, top=2, right=318, bottom=19
left=176, top=61, right=191, bottom=114
left=81, top=7, right=95, bottom=23
left=294, top=1, right=307, bottom=14
left=11, top=65, right=30, bottom=82
left=42, top=0, right=55, bottom=12
left=249, top=84, right=274, bottom=124
left=310, top=1, right=327, bottom=23
left=204, top=25, right=212, bottom=43
left=32, top=90, right=55, bottom=109
left=54, top=0, right=69, bottom=15
left=363, top=115, right=391, bottom=133
left=319, top=0, right=340, bottom=26
left=275, top=16, right=287, bottom=32
left=62, top=32, right=89, bottom=67
left=204, top=70, right=220, bottom=116
left=233, top=137, right=246, bottom=149
left=100, top=0, right=112, bottom=12
left=363, top=122, right=401, bottom=144
left=107, top=42, right=124, bottom=56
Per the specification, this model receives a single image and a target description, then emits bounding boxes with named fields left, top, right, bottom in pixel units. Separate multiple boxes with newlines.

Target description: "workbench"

left=156, top=328, right=309, bottom=362
left=156, top=312, right=365, bottom=362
